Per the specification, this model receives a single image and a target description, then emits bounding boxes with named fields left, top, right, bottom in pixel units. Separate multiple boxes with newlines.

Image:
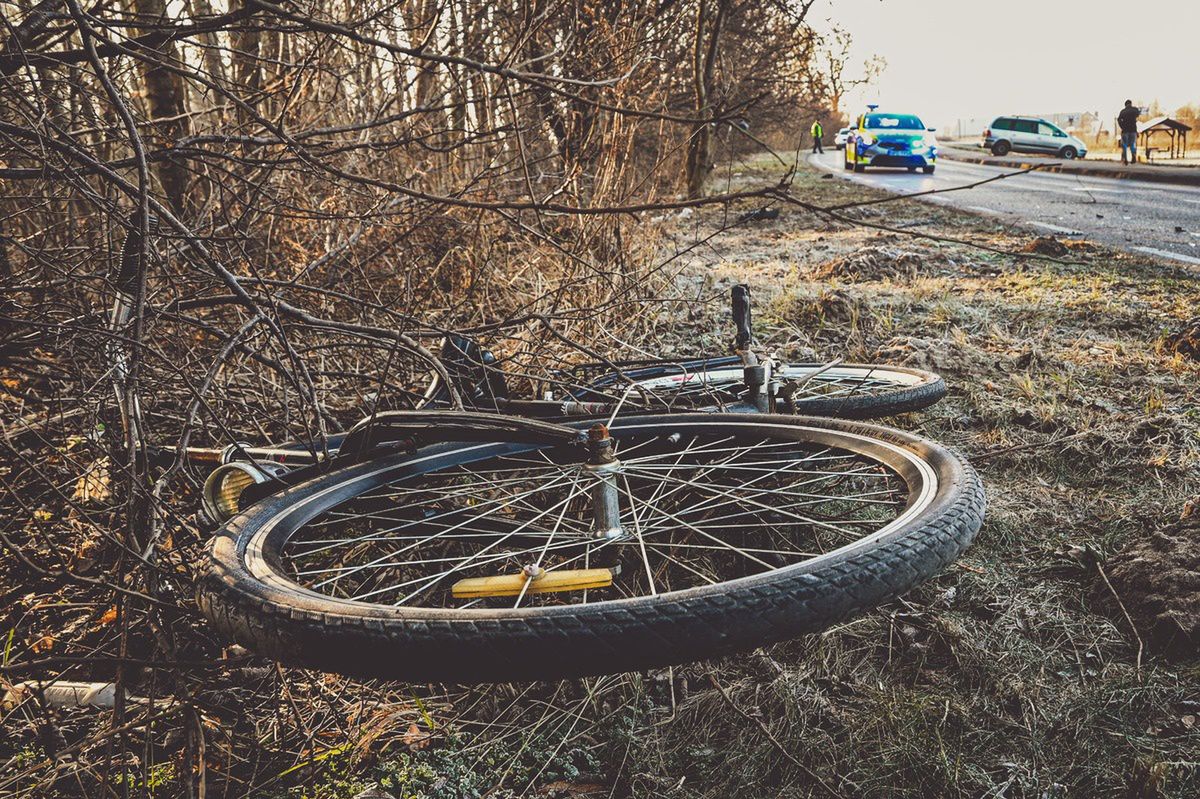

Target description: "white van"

left=983, top=116, right=1088, bottom=159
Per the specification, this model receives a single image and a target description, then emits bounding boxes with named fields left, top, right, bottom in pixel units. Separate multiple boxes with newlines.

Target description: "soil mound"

left=1022, top=236, right=1069, bottom=257
left=812, top=246, right=931, bottom=281
left=1095, top=502, right=1200, bottom=660
left=1163, top=317, right=1200, bottom=360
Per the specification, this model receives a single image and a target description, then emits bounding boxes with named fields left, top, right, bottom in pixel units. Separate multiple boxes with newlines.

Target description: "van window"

left=1013, top=119, right=1038, bottom=134
left=1038, top=122, right=1064, bottom=137
left=993, top=118, right=1014, bottom=131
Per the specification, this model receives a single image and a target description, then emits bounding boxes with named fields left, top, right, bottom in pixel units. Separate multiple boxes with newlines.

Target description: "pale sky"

left=816, top=0, right=1200, bottom=131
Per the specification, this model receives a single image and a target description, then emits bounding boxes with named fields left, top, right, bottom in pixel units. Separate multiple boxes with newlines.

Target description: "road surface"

left=807, top=151, right=1200, bottom=267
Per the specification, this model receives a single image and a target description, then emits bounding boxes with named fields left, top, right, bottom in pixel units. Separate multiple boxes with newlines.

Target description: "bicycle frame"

left=177, top=286, right=774, bottom=469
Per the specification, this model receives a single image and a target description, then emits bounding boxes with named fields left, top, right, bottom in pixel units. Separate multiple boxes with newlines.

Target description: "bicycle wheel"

left=199, top=413, right=983, bottom=682
left=575, top=358, right=946, bottom=418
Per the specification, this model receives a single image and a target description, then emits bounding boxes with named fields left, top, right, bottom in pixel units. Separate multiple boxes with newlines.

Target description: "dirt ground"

left=3, top=157, right=1199, bottom=799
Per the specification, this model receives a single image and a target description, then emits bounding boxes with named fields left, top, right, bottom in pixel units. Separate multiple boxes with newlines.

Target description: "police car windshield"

left=864, top=114, right=924, bottom=131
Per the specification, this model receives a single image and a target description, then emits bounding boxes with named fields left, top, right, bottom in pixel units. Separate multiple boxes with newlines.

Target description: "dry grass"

left=591, top=161, right=1200, bottom=799
left=359, top=160, right=1200, bottom=799
left=4, top=158, right=1200, bottom=799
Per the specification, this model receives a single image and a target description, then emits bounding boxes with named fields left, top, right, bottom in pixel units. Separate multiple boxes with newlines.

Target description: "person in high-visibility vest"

left=811, top=120, right=824, bottom=154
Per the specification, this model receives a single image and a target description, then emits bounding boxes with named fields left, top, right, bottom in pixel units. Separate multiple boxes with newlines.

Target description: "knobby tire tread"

left=197, top=416, right=983, bottom=682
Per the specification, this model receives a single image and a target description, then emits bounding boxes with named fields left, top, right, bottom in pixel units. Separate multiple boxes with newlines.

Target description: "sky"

left=814, top=0, right=1200, bottom=131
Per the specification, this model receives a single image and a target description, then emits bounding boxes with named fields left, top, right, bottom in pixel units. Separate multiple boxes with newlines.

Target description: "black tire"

left=923, top=166, right=935, bottom=174
left=854, top=162, right=866, bottom=173
left=991, top=140, right=1011, bottom=156
left=198, top=414, right=985, bottom=683
left=574, top=359, right=947, bottom=419
left=1059, top=146, right=1078, bottom=160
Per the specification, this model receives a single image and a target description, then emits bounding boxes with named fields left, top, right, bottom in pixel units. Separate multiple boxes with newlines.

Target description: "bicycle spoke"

left=279, top=425, right=912, bottom=610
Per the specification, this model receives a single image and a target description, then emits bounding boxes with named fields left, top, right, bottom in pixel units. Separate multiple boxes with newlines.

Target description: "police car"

left=844, top=110, right=937, bottom=174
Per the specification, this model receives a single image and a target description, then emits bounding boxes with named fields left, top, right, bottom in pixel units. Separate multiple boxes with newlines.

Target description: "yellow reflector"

left=451, top=568, right=613, bottom=599
left=202, top=463, right=271, bottom=524
left=216, top=468, right=256, bottom=517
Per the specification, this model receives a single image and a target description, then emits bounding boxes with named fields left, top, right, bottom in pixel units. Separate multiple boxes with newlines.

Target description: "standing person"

left=811, top=119, right=824, bottom=154
left=1117, top=100, right=1140, bottom=164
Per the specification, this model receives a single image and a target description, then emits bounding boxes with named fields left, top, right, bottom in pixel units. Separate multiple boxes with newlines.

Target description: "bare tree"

left=0, top=1, right=859, bottom=793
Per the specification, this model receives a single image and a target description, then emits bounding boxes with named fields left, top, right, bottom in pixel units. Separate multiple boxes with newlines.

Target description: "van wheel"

left=1059, top=146, right=1078, bottom=159
left=991, top=141, right=1011, bottom=156
left=922, top=166, right=935, bottom=174
left=853, top=163, right=865, bottom=173
left=906, top=166, right=917, bottom=173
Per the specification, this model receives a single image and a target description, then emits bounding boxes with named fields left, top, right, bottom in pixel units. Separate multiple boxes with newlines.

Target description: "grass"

left=4, top=158, right=1198, bottom=799
left=283, top=161, right=1200, bottom=799
left=631, top=163, right=1200, bottom=798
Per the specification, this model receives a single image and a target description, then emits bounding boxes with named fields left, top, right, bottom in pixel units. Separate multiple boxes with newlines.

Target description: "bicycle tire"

left=574, top=359, right=946, bottom=418
left=198, top=414, right=983, bottom=682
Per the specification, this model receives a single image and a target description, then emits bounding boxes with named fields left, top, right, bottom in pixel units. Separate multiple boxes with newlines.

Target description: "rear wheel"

left=923, top=166, right=935, bottom=174
left=991, top=141, right=1011, bottom=156
left=575, top=360, right=946, bottom=419
left=854, top=163, right=866, bottom=173
left=199, top=414, right=985, bottom=682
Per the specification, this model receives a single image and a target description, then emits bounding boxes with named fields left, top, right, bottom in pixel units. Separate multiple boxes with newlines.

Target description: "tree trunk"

left=230, top=0, right=262, bottom=122
left=187, top=0, right=228, bottom=92
left=685, top=0, right=727, bottom=199
left=133, top=0, right=190, bottom=213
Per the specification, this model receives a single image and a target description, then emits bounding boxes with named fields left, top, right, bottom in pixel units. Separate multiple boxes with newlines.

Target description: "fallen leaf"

left=73, top=458, right=111, bottom=504
left=403, top=722, right=431, bottom=750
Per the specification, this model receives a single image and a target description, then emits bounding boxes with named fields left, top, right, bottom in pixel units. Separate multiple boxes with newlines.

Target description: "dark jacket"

left=1117, top=106, right=1139, bottom=134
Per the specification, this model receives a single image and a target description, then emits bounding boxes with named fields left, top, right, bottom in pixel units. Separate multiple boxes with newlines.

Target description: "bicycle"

left=189, top=306, right=980, bottom=683
left=103, top=213, right=983, bottom=683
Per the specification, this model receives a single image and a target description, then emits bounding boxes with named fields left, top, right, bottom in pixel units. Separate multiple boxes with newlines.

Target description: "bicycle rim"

left=240, top=417, right=936, bottom=611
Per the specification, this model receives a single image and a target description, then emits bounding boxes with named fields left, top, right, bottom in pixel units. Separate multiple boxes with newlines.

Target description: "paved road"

left=808, top=151, right=1200, bottom=267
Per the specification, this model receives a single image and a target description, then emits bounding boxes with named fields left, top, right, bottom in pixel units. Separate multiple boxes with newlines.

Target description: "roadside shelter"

left=1138, top=116, right=1191, bottom=160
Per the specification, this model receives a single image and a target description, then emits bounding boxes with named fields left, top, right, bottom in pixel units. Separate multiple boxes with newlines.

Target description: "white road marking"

left=1027, top=221, right=1082, bottom=235
left=1132, top=246, right=1200, bottom=266
left=940, top=156, right=1200, bottom=195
